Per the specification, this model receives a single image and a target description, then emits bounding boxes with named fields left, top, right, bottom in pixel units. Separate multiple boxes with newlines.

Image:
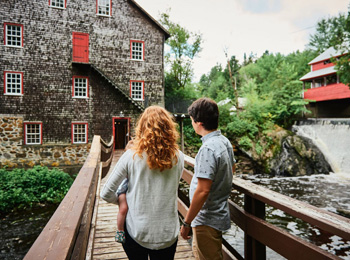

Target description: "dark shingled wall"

left=0, top=0, right=166, bottom=167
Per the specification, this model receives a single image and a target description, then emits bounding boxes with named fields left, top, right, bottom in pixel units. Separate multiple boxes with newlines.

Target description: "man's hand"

left=180, top=225, right=192, bottom=240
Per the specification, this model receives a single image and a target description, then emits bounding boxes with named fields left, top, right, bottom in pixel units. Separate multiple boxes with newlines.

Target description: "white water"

left=292, top=119, right=350, bottom=175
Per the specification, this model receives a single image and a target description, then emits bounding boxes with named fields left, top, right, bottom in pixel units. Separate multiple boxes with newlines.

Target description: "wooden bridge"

left=24, top=136, right=350, bottom=260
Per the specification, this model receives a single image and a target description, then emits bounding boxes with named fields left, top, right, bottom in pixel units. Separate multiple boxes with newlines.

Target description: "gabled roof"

left=308, top=47, right=345, bottom=65
left=300, top=66, right=337, bottom=81
left=128, top=0, right=170, bottom=40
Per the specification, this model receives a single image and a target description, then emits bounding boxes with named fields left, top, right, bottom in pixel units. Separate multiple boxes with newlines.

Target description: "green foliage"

left=333, top=11, right=350, bottom=86
left=160, top=11, right=202, bottom=91
left=238, top=136, right=253, bottom=150
left=199, top=56, right=241, bottom=102
left=255, top=141, right=263, bottom=155
left=160, top=11, right=203, bottom=110
left=0, top=166, right=74, bottom=214
left=226, top=115, right=258, bottom=139
left=183, top=118, right=202, bottom=149
left=239, top=51, right=312, bottom=128
left=308, top=11, right=350, bottom=86
left=308, top=13, right=348, bottom=52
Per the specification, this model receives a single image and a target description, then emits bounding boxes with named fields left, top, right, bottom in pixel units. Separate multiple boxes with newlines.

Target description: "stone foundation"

left=0, top=116, right=90, bottom=169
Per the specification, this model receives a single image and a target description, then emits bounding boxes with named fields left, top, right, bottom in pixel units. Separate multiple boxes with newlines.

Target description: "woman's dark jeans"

left=122, top=224, right=178, bottom=260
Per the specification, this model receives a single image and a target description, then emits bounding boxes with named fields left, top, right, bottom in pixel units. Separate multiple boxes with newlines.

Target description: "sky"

left=136, top=0, right=349, bottom=82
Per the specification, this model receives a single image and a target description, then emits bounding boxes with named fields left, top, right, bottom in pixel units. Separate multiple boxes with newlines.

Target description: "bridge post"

left=244, top=195, right=266, bottom=260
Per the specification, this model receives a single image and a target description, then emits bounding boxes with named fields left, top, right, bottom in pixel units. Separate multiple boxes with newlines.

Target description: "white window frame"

left=130, top=80, right=144, bottom=101
left=4, top=71, right=23, bottom=96
left=49, top=0, right=66, bottom=9
left=24, top=123, right=42, bottom=145
left=130, top=40, right=144, bottom=61
left=4, top=23, right=23, bottom=48
left=97, top=0, right=111, bottom=16
left=72, top=76, right=89, bottom=98
left=72, top=123, right=88, bottom=144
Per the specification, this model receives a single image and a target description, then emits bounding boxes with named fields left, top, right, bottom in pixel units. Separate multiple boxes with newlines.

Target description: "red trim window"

left=72, top=123, right=88, bottom=144
left=130, top=80, right=144, bottom=101
left=72, top=76, right=89, bottom=98
left=48, top=0, right=66, bottom=8
left=24, top=122, right=43, bottom=145
left=4, top=23, right=23, bottom=47
left=4, top=71, right=23, bottom=95
left=130, top=40, right=144, bottom=61
left=97, top=0, right=112, bottom=16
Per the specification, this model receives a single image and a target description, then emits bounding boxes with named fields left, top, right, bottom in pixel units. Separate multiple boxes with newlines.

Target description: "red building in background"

left=300, top=47, right=350, bottom=117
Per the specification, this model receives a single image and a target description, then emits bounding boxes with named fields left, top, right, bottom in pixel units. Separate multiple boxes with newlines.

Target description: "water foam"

left=293, top=119, right=350, bottom=174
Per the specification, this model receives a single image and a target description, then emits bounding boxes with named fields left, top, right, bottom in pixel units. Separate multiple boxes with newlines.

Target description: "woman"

left=100, top=106, right=184, bottom=260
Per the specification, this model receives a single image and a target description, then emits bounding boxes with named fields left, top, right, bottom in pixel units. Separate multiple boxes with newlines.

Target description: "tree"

left=308, top=14, right=348, bottom=52
left=308, top=10, right=350, bottom=86
left=332, top=10, right=350, bottom=86
left=198, top=56, right=241, bottom=102
left=160, top=11, right=202, bottom=91
left=225, top=52, right=240, bottom=115
left=239, top=51, right=311, bottom=127
left=159, top=11, right=202, bottom=112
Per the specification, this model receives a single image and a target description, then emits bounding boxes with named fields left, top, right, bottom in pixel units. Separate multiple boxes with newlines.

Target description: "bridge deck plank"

left=89, top=151, right=195, bottom=260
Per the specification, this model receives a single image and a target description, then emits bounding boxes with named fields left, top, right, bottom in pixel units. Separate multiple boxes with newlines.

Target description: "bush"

left=238, top=136, right=253, bottom=150
left=183, top=118, right=202, bottom=149
left=226, top=116, right=258, bottom=139
left=0, top=166, right=74, bottom=214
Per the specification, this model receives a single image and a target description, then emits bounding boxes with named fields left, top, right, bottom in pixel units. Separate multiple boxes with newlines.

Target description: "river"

left=225, top=172, right=350, bottom=259
left=1, top=173, right=349, bottom=259
left=0, top=204, right=57, bottom=260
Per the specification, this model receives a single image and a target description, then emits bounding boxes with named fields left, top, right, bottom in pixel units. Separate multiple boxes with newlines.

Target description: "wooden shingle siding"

left=0, top=0, right=168, bottom=167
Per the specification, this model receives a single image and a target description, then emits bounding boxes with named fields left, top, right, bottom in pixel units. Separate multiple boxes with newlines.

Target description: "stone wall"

left=0, top=116, right=90, bottom=170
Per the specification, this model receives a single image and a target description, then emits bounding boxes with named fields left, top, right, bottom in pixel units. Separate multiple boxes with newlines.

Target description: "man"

left=180, top=98, right=235, bottom=260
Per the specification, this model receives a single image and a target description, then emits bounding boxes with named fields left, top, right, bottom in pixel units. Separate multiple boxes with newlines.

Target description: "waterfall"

left=292, top=119, right=350, bottom=174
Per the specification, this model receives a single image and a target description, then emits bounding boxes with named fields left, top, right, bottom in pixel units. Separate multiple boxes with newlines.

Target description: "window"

left=49, top=0, right=66, bottom=8
left=130, top=80, right=144, bottom=101
left=72, top=123, right=88, bottom=144
left=97, top=0, right=111, bottom=16
left=326, top=74, right=337, bottom=85
left=130, top=40, right=144, bottom=61
left=4, top=23, right=23, bottom=47
left=24, top=123, right=42, bottom=145
left=4, top=71, right=23, bottom=95
left=72, top=76, right=89, bottom=98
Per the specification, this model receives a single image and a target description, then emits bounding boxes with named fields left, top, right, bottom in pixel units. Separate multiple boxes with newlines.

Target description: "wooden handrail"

left=180, top=156, right=350, bottom=260
left=24, top=143, right=349, bottom=260
left=24, top=136, right=114, bottom=260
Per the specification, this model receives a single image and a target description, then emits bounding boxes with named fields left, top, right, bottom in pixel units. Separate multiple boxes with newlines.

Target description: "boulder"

left=269, top=135, right=332, bottom=176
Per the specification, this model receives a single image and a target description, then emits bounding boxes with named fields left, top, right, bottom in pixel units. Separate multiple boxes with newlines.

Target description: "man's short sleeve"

left=196, top=147, right=217, bottom=180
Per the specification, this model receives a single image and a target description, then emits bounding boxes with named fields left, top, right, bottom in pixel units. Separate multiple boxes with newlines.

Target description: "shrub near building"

left=0, top=166, right=74, bottom=214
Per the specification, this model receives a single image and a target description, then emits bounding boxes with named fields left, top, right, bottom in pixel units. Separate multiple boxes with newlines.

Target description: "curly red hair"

left=133, top=106, right=179, bottom=171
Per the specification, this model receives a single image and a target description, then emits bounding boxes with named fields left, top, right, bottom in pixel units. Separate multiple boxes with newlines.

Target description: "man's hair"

left=188, top=98, right=219, bottom=131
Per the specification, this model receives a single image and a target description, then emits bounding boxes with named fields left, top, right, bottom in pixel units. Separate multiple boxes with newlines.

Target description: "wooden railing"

left=24, top=139, right=350, bottom=260
left=179, top=155, right=350, bottom=260
left=24, top=136, right=114, bottom=260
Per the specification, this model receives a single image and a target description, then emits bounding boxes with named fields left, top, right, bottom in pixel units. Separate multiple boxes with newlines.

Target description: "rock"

left=337, top=208, right=350, bottom=218
left=269, top=135, right=332, bottom=176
